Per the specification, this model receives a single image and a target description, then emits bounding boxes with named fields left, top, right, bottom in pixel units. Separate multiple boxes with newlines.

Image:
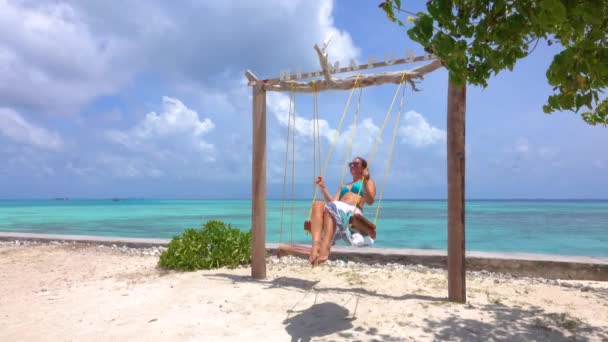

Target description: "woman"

left=308, top=156, right=376, bottom=264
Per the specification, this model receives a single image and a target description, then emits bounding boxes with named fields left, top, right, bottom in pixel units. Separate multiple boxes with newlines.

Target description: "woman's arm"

left=362, top=169, right=376, bottom=205
left=362, top=179, right=376, bottom=205
left=331, top=188, right=341, bottom=201
left=316, top=177, right=334, bottom=202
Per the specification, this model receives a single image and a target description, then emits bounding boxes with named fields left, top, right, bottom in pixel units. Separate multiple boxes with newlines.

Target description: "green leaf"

left=158, top=220, right=252, bottom=271
left=381, top=0, right=608, bottom=126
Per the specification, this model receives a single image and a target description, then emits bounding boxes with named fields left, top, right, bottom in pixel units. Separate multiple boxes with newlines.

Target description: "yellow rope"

left=279, top=83, right=296, bottom=243
left=349, top=72, right=407, bottom=223
left=374, top=79, right=407, bottom=225
left=290, top=86, right=296, bottom=243
left=340, top=87, right=363, bottom=187
left=304, top=81, right=322, bottom=236
left=296, top=72, right=408, bottom=239
left=307, top=75, right=360, bottom=219
left=311, top=81, right=321, bottom=207
left=367, top=72, right=408, bottom=165
left=311, top=81, right=316, bottom=204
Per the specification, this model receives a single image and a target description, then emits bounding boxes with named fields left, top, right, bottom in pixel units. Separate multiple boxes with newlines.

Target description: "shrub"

left=158, top=220, right=251, bottom=271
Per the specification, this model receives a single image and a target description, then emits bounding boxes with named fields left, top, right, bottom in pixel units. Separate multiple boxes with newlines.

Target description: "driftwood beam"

left=249, top=54, right=437, bottom=87
left=245, top=70, right=259, bottom=83
left=313, top=44, right=336, bottom=85
left=254, top=59, right=443, bottom=93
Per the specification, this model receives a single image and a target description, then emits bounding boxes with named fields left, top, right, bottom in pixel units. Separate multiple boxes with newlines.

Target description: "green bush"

left=158, top=220, right=251, bottom=271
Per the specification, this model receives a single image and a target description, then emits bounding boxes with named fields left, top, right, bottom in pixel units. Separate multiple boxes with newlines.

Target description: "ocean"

left=0, top=199, right=606, bottom=257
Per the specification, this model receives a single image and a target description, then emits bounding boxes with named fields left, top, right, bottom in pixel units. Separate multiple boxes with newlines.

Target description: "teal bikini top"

left=339, top=180, right=364, bottom=199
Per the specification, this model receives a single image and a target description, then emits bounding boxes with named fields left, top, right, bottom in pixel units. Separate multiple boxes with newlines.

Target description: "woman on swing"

left=308, top=156, right=377, bottom=265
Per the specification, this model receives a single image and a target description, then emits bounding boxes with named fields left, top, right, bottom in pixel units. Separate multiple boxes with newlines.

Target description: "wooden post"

left=251, top=85, right=267, bottom=279
left=447, top=77, right=466, bottom=303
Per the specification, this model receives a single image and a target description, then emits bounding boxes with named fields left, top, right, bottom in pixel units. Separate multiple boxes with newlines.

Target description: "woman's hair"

left=354, top=156, right=370, bottom=179
left=354, top=156, right=368, bottom=169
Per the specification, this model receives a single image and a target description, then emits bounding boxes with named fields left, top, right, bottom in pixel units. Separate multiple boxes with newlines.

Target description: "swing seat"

left=349, top=214, right=377, bottom=239
left=277, top=243, right=311, bottom=258
left=303, top=214, right=376, bottom=239
left=304, top=220, right=312, bottom=233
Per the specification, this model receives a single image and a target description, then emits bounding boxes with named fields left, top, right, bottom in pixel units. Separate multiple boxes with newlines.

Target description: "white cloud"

left=0, top=0, right=359, bottom=114
left=105, top=96, right=215, bottom=161
left=267, top=92, right=382, bottom=159
left=317, top=0, right=360, bottom=63
left=96, top=153, right=163, bottom=179
left=538, top=146, right=560, bottom=160
left=268, top=92, right=332, bottom=139
left=0, top=107, right=64, bottom=151
left=514, top=137, right=531, bottom=158
left=399, top=111, right=446, bottom=147
left=489, top=138, right=563, bottom=174
left=0, top=0, right=129, bottom=114
left=511, top=139, right=560, bottom=163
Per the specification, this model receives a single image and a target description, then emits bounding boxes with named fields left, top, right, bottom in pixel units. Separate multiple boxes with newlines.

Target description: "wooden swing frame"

left=246, top=42, right=467, bottom=303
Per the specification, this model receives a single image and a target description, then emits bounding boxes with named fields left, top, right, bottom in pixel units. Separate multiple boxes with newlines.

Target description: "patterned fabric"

left=324, top=201, right=373, bottom=247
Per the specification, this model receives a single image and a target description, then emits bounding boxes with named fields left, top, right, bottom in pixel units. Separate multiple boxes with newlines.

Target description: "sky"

left=0, top=0, right=606, bottom=200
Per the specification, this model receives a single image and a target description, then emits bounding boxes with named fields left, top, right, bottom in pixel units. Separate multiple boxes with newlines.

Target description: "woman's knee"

left=312, top=201, right=325, bottom=217
left=323, top=211, right=334, bottom=225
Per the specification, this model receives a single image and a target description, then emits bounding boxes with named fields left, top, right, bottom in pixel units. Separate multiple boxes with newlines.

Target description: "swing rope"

left=279, top=83, right=296, bottom=244
left=290, top=83, right=296, bottom=243
left=374, top=78, right=407, bottom=225
left=367, top=72, right=408, bottom=166
left=351, top=71, right=407, bottom=225
left=307, top=75, right=361, bottom=220
left=339, top=87, right=363, bottom=187
left=280, top=72, right=409, bottom=244
left=311, top=81, right=322, bottom=209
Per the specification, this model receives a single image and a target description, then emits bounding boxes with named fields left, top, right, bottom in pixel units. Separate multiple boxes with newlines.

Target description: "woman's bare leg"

left=309, top=201, right=325, bottom=263
left=314, top=211, right=336, bottom=264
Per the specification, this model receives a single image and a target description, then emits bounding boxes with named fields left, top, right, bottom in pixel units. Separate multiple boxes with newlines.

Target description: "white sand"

left=1, top=243, right=607, bottom=341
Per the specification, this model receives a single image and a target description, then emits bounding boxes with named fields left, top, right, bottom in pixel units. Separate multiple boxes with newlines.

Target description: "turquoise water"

left=0, top=199, right=606, bottom=257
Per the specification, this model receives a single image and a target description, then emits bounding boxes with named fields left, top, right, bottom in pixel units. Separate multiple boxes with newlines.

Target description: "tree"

left=380, top=0, right=608, bottom=126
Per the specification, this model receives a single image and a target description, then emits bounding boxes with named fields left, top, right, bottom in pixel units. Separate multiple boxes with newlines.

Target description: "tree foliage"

left=380, top=0, right=608, bottom=125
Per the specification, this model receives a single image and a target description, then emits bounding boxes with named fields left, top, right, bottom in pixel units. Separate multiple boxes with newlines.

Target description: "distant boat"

left=53, top=197, right=69, bottom=201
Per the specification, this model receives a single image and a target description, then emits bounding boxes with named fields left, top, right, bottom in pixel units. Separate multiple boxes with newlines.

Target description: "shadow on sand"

left=206, top=273, right=608, bottom=341
left=422, top=303, right=608, bottom=341
left=206, top=273, right=438, bottom=341
left=283, top=302, right=353, bottom=342
left=206, top=273, right=445, bottom=302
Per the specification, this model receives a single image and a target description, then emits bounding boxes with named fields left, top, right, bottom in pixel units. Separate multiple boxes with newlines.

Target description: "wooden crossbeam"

left=245, top=43, right=443, bottom=93
left=248, top=53, right=436, bottom=87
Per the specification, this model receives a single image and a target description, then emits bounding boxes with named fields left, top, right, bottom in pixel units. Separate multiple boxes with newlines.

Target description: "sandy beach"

left=1, top=241, right=607, bottom=341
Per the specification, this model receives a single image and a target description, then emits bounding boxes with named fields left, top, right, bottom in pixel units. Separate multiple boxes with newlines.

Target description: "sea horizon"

left=1, top=199, right=606, bottom=257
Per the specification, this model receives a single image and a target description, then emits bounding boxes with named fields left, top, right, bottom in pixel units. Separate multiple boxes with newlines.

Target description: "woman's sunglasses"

left=349, top=162, right=362, bottom=168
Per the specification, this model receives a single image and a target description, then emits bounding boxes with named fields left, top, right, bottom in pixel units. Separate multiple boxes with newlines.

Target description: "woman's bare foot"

left=313, top=245, right=331, bottom=265
left=309, top=241, right=321, bottom=264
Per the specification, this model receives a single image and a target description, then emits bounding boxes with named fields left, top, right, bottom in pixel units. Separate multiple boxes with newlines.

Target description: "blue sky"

left=0, top=0, right=606, bottom=199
